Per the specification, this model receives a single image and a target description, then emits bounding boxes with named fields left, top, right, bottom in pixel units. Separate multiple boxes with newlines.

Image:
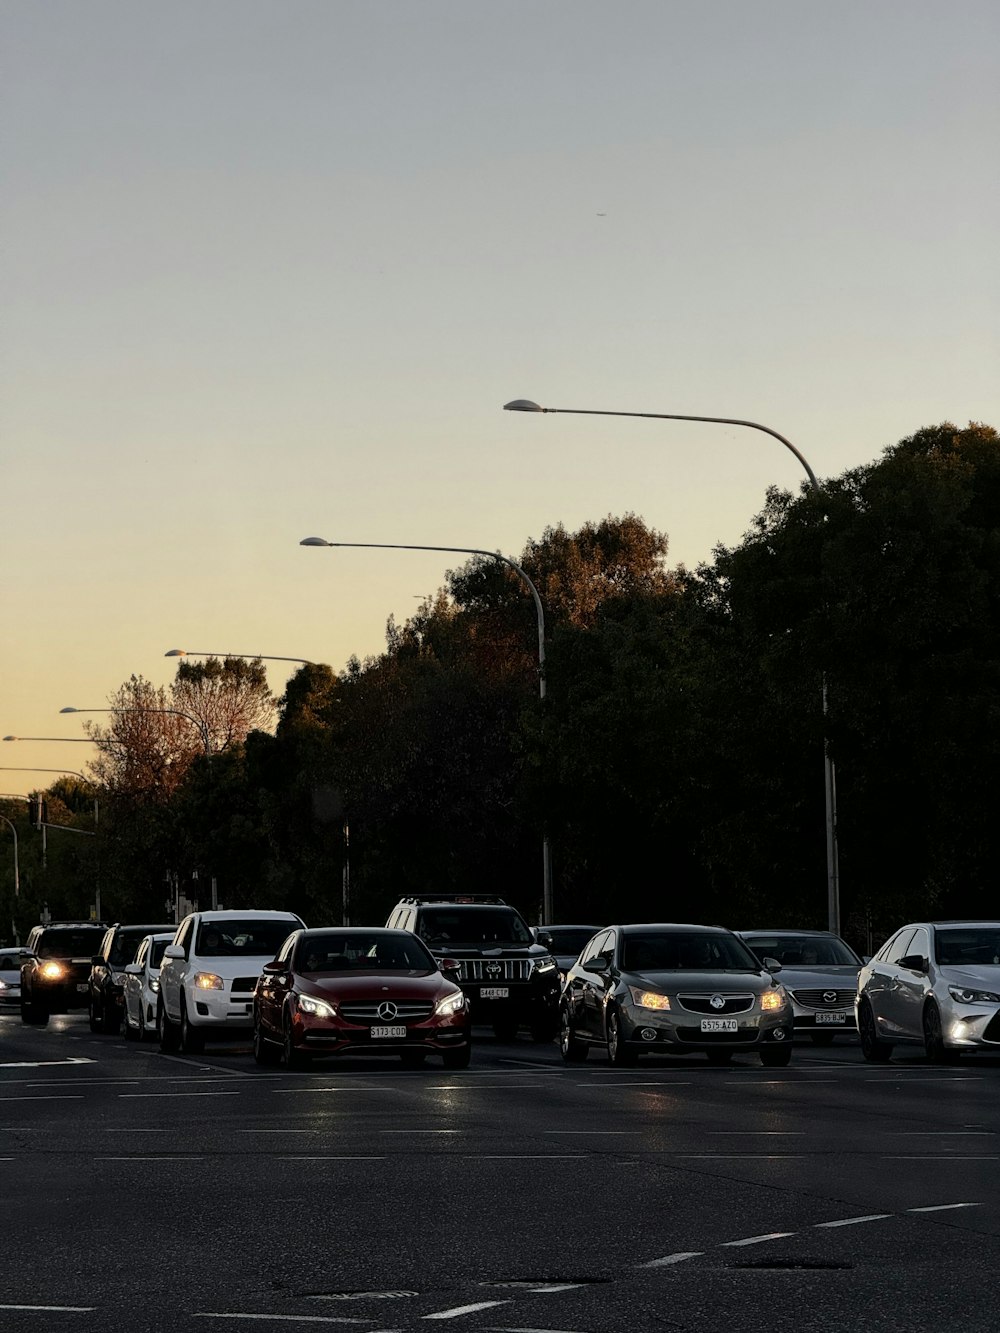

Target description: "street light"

left=504, top=396, right=840, bottom=935
left=300, top=535, right=553, bottom=923
left=165, top=648, right=314, bottom=665
left=0, top=769, right=99, bottom=826
left=59, top=706, right=212, bottom=755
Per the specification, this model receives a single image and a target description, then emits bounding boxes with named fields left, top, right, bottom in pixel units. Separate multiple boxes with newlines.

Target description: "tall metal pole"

left=504, top=399, right=839, bottom=934
left=1, top=814, right=19, bottom=946
left=301, top=537, right=552, bottom=923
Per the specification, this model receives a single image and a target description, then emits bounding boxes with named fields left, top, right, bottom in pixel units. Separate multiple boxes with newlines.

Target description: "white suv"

left=158, top=910, right=304, bottom=1054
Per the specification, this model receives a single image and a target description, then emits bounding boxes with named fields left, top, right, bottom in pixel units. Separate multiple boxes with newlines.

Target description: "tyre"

left=253, top=1015, right=281, bottom=1067
left=492, top=1017, right=519, bottom=1042
left=705, top=1049, right=733, bottom=1066
left=922, top=1001, right=957, bottom=1065
left=760, top=1043, right=793, bottom=1068
left=157, top=1000, right=181, bottom=1053
left=283, top=1014, right=310, bottom=1071
left=559, top=1007, right=589, bottom=1063
left=400, top=1050, right=427, bottom=1069
left=179, top=999, right=205, bottom=1055
left=442, top=1044, right=472, bottom=1069
left=606, top=1009, right=638, bottom=1067
left=810, top=1031, right=836, bottom=1046
left=858, top=999, right=893, bottom=1063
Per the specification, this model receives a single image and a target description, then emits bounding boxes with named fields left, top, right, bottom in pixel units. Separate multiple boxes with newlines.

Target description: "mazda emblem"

left=823, top=990, right=838, bottom=1004
left=376, top=1001, right=398, bottom=1021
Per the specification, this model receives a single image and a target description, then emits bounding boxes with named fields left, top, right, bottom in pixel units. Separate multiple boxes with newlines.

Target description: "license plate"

left=76, top=983, right=89, bottom=994
left=700, top=1018, right=738, bottom=1033
left=370, top=1025, right=407, bottom=1039
left=815, top=1012, right=848, bottom=1024
left=481, top=987, right=509, bottom=999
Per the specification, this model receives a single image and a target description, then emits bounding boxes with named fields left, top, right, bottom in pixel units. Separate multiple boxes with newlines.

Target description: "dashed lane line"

left=721, top=1232, right=797, bottom=1247
left=908, top=1202, right=983, bottom=1212
left=815, top=1214, right=892, bottom=1227
left=424, top=1302, right=508, bottom=1320
left=0, top=1305, right=95, bottom=1313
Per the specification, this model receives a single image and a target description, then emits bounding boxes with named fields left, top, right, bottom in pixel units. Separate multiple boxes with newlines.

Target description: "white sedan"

left=122, top=933, right=175, bottom=1041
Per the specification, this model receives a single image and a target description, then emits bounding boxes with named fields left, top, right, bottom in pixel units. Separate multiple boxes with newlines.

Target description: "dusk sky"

left=3, top=1, right=997, bottom=794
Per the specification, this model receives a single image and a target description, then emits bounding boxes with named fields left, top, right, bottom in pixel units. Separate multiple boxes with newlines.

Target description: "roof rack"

left=398, top=894, right=508, bottom=906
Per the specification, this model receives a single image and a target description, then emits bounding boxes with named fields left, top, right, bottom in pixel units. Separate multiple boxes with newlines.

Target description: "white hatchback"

left=122, top=932, right=175, bottom=1041
left=158, top=910, right=305, bottom=1054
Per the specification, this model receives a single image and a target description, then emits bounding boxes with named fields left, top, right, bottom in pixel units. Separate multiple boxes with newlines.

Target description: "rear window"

left=196, top=919, right=301, bottom=957
left=37, top=930, right=104, bottom=959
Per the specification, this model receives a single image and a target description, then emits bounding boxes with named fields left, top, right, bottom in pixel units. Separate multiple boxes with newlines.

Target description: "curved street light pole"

left=165, top=649, right=314, bottom=665
left=60, top=706, right=213, bottom=756
left=0, top=768, right=99, bottom=827
left=504, top=398, right=839, bottom=935
left=301, top=536, right=552, bottom=923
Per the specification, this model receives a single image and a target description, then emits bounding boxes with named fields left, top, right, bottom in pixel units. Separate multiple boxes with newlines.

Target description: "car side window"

left=581, top=931, right=612, bottom=966
left=175, top=919, right=193, bottom=957
left=907, top=927, right=930, bottom=962
left=278, top=935, right=296, bottom=963
left=135, top=940, right=148, bottom=967
left=882, top=929, right=917, bottom=965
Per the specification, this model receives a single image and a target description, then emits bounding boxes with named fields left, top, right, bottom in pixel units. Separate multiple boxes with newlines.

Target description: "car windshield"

left=622, top=931, right=761, bottom=972
left=196, top=920, right=299, bottom=957
left=934, top=929, right=1000, bottom=967
left=295, top=933, right=436, bottom=973
left=418, top=908, right=532, bottom=946
left=37, top=930, right=103, bottom=959
left=742, top=935, right=860, bottom=967
left=109, top=931, right=152, bottom=966
left=546, top=928, right=603, bottom=955
left=0, top=954, right=22, bottom=972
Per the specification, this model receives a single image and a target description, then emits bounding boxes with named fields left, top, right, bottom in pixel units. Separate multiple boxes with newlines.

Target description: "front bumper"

left=293, top=1011, right=472, bottom=1056
left=937, top=997, right=1000, bottom=1050
left=189, top=987, right=258, bottom=1028
left=618, top=1001, right=793, bottom=1051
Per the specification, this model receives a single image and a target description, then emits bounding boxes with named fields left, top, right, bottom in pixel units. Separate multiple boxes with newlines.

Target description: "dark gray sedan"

left=559, top=923, right=794, bottom=1066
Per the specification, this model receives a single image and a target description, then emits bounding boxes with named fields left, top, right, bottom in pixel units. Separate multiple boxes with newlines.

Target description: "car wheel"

left=922, top=1001, right=957, bottom=1065
left=858, top=999, right=893, bottom=1063
left=253, top=1014, right=282, bottom=1067
left=606, top=1009, right=638, bottom=1067
left=283, top=1014, right=310, bottom=1071
left=179, top=998, right=205, bottom=1055
left=492, top=1017, right=519, bottom=1042
left=157, top=1000, right=180, bottom=1053
left=810, top=1031, right=836, bottom=1046
left=442, top=1043, right=472, bottom=1069
left=760, top=1044, right=793, bottom=1067
left=400, top=1050, right=427, bottom=1068
left=705, top=1049, right=733, bottom=1066
left=559, top=1007, right=589, bottom=1063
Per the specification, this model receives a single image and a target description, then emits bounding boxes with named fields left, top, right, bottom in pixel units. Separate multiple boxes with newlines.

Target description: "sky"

left=2, top=0, right=998, bottom=796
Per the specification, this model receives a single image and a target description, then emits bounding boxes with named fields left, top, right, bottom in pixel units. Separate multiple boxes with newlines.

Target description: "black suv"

left=20, top=922, right=107, bottom=1025
left=386, top=895, right=560, bottom=1041
left=89, top=921, right=175, bottom=1034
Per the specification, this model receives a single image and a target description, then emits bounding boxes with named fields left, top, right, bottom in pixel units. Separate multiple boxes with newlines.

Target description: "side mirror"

left=124, top=963, right=142, bottom=976
left=163, top=944, right=185, bottom=961
left=536, top=931, right=554, bottom=950
left=898, top=953, right=928, bottom=973
left=582, top=956, right=607, bottom=974
left=439, top=957, right=462, bottom=978
left=762, top=956, right=782, bottom=974
left=261, top=961, right=287, bottom=977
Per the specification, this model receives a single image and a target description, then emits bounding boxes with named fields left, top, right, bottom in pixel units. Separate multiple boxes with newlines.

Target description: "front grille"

left=230, top=977, right=259, bottom=994
left=457, top=958, right=532, bottom=982
left=676, top=1027, right=758, bottom=1044
left=338, top=1002, right=434, bottom=1024
left=792, top=988, right=856, bottom=1009
left=678, top=994, right=755, bottom=1015
left=981, top=1012, right=1000, bottom=1042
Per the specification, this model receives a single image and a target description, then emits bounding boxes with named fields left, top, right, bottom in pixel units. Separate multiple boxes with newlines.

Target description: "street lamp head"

left=300, top=536, right=332, bottom=547
left=3, top=736, right=17, bottom=742
left=503, top=399, right=546, bottom=413
left=164, top=649, right=186, bottom=658
left=59, top=707, right=80, bottom=714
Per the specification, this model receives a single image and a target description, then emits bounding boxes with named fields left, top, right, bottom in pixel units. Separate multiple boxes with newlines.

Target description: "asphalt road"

left=1, top=1012, right=997, bottom=1333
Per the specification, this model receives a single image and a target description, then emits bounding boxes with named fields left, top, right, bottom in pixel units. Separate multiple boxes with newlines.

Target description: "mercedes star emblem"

left=376, top=1001, right=398, bottom=1021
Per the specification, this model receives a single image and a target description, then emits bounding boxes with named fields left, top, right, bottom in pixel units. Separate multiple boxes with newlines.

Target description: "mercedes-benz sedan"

left=253, top=927, right=472, bottom=1070
left=560, top=923, right=793, bottom=1066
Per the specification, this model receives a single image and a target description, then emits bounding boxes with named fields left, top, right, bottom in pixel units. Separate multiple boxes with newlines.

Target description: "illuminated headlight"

left=532, top=955, right=557, bottom=973
left=948, top=985, right=1000, bottom=1005
left=760, top=988, right=787, bottom=1012
left=193, top=972, right=224, bottom=991
left=0, top=979, right=8, bottom=992
left=628, top=985, right=671, bottom=1011
left=149, top=978, right=160, bottom=993
left=434, top=991, right=467, bottom=1016
left=40, top=961, right=66, bottom=980
left=298, top=994, right=336, bottom=1019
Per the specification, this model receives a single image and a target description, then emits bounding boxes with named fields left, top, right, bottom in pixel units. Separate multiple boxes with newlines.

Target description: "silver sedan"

left=856, top=919, right=1000, bottom=1062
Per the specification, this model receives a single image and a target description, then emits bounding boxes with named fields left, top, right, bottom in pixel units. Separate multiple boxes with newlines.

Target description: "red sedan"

left=253, top=927, right=472, bottom=1069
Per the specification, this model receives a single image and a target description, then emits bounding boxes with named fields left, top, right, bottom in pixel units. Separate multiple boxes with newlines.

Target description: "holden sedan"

left=857, top=919, right=1000, bottom=1063
left=560, top=923, right=794, bottom=1066
left=253, top=927, right=472, bottom=1070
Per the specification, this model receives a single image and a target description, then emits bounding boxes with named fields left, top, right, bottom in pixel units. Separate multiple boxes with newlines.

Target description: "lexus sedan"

left=856, top=919, right=1000, bottom=1063
left=253, top=927, right=472, bottom=1070
left=737, top=929, right=863, bottom=1043
left=560, top=923, right=794, bottom=1066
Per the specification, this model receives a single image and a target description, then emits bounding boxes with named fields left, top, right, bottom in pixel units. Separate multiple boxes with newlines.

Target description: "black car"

left=89, top=922, right=175, bottom=1033
left=386, top=895, right=561, bottom=1041
left=20, top=922, right=107, bottom=1025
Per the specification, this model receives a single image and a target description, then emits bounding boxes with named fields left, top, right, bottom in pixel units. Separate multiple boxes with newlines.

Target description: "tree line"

left=3, top=422, right=997, bottom=956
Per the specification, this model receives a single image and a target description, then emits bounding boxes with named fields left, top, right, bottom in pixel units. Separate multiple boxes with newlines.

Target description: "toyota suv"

left=386, top=895, right=560, bottom=1041
left=20, top=922, right=107, bottom=1024
left=157, top=909, right=305, bottom=1054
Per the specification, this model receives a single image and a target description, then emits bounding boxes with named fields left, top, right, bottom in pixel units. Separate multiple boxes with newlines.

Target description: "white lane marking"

left=0, top=1057, right=96, bottom=1068
left=277, top=1156, right=385, bottom=1161
left=545, top=1131, right=640, bottom=1136
left=497, top=1060, right=568, bottom=1070
left=237, top=1129, right=317, bottom=1134
left=194, top=1316, right=370, bottom=1324
left=0, top=1095, right=85, bottom=1102
left=895, top=1131, right=995, bottom=1135
left=671, top=1154, right=807, bottom=1159
left=381, top=1130, right=462, bottom=1134
left=642, top=1251, right=704, bottom=1268
left=428, top=1085, right=538, bottom=1090
left=467, top=1155, right=585, bottom=1160
left=0, top=1305, right=95, bottom=1313
left=888, top=1155, right=998, bottom=1161
left=273, top=1087, right=401, bottom=1095
left=119, top=1092, right=241, bottom=1099
left=722, top=1232, right=797, bottom=1247
left=486, top=1328, right=588, bottom=1332
left=96, top=1156, right=205, bottom=1162
left=908, top=1202, right=983, bottom=1212
left=709, top=1131, right=806, bottom=1136
left=424, top=1302, right=508, bottom=1320
left=815, top=1214, right=891, bottom=1228
left=574, top=1082, right=682, bottom=1088
left=865, top=1077, right=980, bottom=1082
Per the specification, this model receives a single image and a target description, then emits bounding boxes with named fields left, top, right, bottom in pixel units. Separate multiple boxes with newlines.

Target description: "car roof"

left=189, top=910, right=302, bottom=921
left=617, top=923, right=735, bottom=934
left=738, top=929, right=840, bottom=937
left=537, top=924, right=605, bottom=930
left=295, top=927, right=411, bottom=937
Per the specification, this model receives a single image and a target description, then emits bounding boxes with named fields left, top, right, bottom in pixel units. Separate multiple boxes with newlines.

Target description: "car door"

left=124, top=938, right=148, bottom=1028
left=892, top=926, right=932, bottom=1038
left=868, top=927, right=917, bottom=1035
left=580, top=930, right=615, bottom=1040
left=159, top=917, right=192, bottom=1020
left=565, top=931, right=609, bottom=1039
left=257, top=933, right=296, bottom=1037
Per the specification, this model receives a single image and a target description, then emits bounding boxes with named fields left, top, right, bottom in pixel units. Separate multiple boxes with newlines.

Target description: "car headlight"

left=532, top=955, right=558, bottom=973
left=948, top=985, right=1000, bottom=1005
left=298, top=994, right=336, bottom=1019
left=149, top=978, right=160, bottom=993
left=434, top=991, right=467, bottom=1016
left=0, top=979, right=8, bottom=992
left=193, top=972, right=224, bottom=991
left=40, top=961, right=66, bottom=980
left=760, top=987, right=787, bottom=1011
left=627, top=985, right=671, bottom=1011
